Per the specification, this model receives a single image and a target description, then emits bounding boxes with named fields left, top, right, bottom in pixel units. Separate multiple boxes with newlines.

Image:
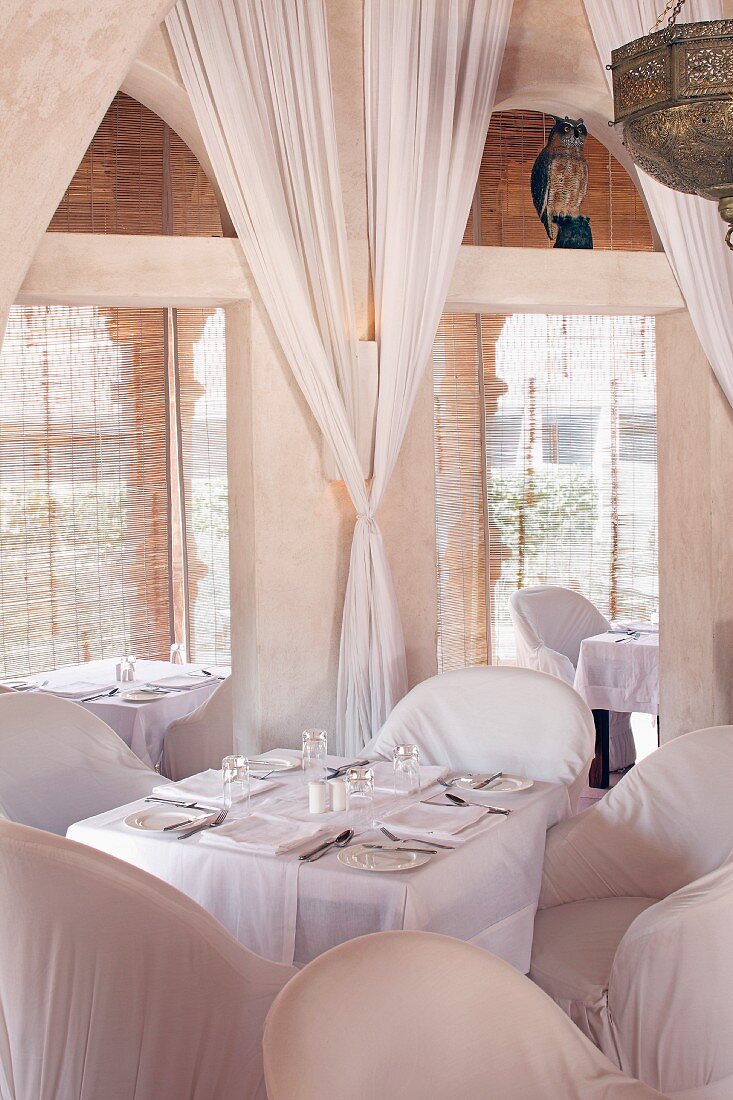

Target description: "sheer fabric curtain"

left=582, top=0, right=733, bottom=408
left=350, top=0, right=513, bottom=749
left=168, top=0, right=512, bottom=753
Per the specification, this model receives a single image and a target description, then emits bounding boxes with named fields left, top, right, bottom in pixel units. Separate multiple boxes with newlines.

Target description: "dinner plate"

left=248, top=756, right=299, bottom=773
left=150, top=675, right=209, bottom=690
left=123, top=807, right=211, bottom=832
left=122, top=688, right=163, bottom=703
left=338, top=843, right=432, bottom=873
left=453, top=773, right=533, bottom=794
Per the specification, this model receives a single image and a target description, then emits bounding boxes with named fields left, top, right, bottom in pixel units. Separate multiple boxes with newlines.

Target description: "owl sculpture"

left=531, top=116, right=591, bottom=247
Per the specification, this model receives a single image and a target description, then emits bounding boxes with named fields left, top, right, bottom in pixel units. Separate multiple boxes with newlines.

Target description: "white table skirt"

left=574, top=632, right=659, bottom=715
left=28, top=659, right=226, bottom=768
left=67, top=752, right=569, bottom=972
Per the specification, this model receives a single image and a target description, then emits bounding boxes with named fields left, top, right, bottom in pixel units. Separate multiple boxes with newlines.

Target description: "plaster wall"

left=657, top=311, right=733, bottom=740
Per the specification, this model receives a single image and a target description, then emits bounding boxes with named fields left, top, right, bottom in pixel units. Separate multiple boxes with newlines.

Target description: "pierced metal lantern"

left=610, top=10, right=733, bottom=248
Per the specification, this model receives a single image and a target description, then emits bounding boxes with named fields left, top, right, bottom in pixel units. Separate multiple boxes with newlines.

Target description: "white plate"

left=122, top=689, right=163, bottom=703
left=149, top=675, right=208, bottom=690
left=123, top=807, right=211, bottom=832
left=338, top=843, right=432, bottom=873
left=453, top=773, right=534, bottom=794
left=248, top=756, right=299, bottom=773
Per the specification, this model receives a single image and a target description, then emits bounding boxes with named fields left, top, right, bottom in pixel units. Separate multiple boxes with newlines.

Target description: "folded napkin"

left=369, top=761, right=449, bottom=793
left=153, top=770, right=278, bottom=807
left=199, top=813, right=330, bottom=855
left=611, top=619, right=658, bottom=634
left=41, top=681, right=114, bottom=700
left=381, top=800, right=492, bottom=845
left=146, top=673, right=211, bottom=690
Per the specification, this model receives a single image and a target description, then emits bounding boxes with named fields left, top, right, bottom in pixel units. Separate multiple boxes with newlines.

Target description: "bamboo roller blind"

left=1, top=94, right=228, bottom=676
left=435, top=112, right=657, bottom=672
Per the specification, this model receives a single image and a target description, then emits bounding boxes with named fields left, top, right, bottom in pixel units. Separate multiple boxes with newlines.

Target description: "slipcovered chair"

left=162, top=674, right=233, bottom=780
left=365, top=665, right=595, bottom=811
left=508, top=585, right=636, bottom=771
left=263, top=931, right=664, bottom=1099
left=0, top=819, right=295, bottom=1100
left=531, top=726, right=733, bottom=1097
left=0, top=692, right=159, bottom=835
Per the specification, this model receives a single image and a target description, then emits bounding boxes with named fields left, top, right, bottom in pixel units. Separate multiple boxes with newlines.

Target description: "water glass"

left=302, top=729, right=328, bottom=782
left=169, top=642, right=187, bottom=665
left=222, top=754, right=250, bottom=813
left=393, top=744, right=421, bottom=797
left=117, top=655, right=136, bottom=683
left=346, top=766, right=375, bottom=828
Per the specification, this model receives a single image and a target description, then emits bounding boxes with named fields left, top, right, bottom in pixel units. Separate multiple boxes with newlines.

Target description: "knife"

left=473, top=770, right=503, bottom=790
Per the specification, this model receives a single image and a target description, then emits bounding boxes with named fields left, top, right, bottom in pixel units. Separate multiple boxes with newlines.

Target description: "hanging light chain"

left=650, top=0, right=687, bottom=32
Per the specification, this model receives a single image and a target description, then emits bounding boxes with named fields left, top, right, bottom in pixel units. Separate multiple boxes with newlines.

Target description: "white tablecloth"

left=67, top=751, right=569, bottom=972
left=27, top=659, right=227, bottom=768
left=574, top=632, right=659, bottom=715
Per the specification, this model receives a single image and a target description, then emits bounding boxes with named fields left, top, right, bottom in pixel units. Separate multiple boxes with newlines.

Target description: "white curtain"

left=168, top=0, right=511, bottom=754
left=583, top=0, right=733, bottom=408
left=344, top=0, right=513, bottom=749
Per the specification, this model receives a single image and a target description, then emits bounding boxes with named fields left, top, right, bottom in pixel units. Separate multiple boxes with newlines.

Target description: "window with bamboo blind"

left=0, top=94, right=229, bottom=676
left=434, top=111, right=657, bottom=673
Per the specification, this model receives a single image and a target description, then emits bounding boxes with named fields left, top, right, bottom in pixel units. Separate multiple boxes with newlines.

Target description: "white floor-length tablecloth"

left=574, top=633, right=659, bottom=715
left=68, top=751, right=569, bottom=971
left=28, top=659, right=227, bottom=768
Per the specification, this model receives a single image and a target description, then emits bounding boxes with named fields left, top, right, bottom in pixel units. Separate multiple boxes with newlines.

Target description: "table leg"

left=589, top=709, right=610, bottom=789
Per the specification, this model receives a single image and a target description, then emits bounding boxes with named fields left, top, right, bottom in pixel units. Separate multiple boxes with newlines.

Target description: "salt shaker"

left=308, top=780, right=329, bottom=814
left=329, top=778, right=348, bottom=812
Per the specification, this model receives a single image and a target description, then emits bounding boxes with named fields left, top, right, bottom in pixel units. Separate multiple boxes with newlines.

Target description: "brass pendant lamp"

left=610, top=0, right=733, bottom=248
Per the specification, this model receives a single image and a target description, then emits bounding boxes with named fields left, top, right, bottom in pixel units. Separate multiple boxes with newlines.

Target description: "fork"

left=177, top=806, right=228, bottom=839
left=378, top=825, right=455, bottom=850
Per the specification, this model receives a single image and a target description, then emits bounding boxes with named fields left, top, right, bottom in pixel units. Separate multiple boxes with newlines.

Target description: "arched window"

left=0, top=95, right=229, bottom=677
left=435, top=111, right=657, bottom=671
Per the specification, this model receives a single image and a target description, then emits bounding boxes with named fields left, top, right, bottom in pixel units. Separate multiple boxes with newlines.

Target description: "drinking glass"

left=117, top=655, right=136, bottom=683
left=393, top=744, right=421, bottom=797
left=302, top=729, right=328, bottom=782
left=346, top=766, right=375, bottom=828
left=222, top=754, right=250, bottom=813
left=169, top=642, right=187, bottom=665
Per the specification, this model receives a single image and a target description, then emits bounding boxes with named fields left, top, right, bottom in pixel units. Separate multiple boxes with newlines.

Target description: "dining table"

left=67, top=750, right=569, bottom=973
left=20, top=658, right=230, bottom=770
left=574, top=625, right=659, bottom=787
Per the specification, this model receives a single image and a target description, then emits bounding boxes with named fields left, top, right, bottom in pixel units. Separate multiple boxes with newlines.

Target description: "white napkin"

left=369, top=761, right=448, bottom=793
left=153, top=770, right=278, bottom=807
left=199, top=812, right=330, bottom=855
left=146, top=673, right=211, bottom=690
left=381, top=800, right=493, bottom=844
left=611, top=620, right=658, bottom=634
left=41, top=681, right=114, bottom=700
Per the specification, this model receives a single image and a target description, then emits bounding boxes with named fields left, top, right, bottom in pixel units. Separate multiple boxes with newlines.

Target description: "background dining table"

left=67, top=750, right=569, bottom=973
left=26, top=658, right=229, bottom=770
left=574, top=628, right=659, bottom=787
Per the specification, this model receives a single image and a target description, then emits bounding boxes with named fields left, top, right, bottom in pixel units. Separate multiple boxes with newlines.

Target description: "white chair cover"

left=263, top=931, right=664, bottom=1099
left=366, top=665, right=595, bottom=811
left=0, top=692, right=159, bottom=835
left=609, top=855, right=733, bottom=1098
left=532, top=729, right=733, bottom=1096
left=509, top=585, right=636, bottom=771
left=539, top=726, right=733, bottom=908
left=162, top=675, right=233, bottom=780
left=0, top=819, right=295, bottom=1100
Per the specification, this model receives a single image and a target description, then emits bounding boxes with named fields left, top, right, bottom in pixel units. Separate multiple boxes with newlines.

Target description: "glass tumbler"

left=301, top=729, right=328, bottom=782
left=393, top=744, right=421, bottom=797
left=346, top=766, right=375, bottom=828
left=222, top=754, right=250, bottom=813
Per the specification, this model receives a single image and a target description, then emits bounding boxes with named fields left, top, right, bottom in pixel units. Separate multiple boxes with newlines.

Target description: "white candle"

left=329, top=778, right=348, bottom=812
left=309, top=780, right=329, bottom=814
